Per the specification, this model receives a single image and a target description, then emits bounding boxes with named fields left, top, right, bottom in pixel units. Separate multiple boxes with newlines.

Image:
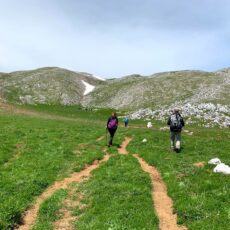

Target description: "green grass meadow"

left=0, top=105, right=229, bottom=229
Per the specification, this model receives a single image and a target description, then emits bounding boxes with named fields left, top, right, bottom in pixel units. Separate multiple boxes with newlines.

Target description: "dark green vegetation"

left=0, top=105, right=229, bottom=229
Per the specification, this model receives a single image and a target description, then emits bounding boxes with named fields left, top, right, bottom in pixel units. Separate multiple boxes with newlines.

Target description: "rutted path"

left=133, top=154, right=187, bottom=230
left=16, top=154, right=110, bottom=230
left=118, top=137, right=132, bottom=155
left=119, top=137, right=187, bottom=230
left=54, top=187, right=83, bottom=230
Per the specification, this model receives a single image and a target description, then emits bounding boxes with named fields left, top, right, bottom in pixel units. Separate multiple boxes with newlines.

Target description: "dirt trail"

left=54, top=207, right=75, bottom=230
left=16, top=154, right=110, bottom=230
left=118, top=137, right=186, bottom=230
left=4, top=144, right=24, bottom=167
left=2, top=103, right=79, bottom=122
left=53, top=189, right=83, bottom=230
left=96, top=135, right=104, bottom=142
left=0, top=101, right=40, bottom=116
left=0, top=101, right=101, bottom=125
left=133, top=154, right=187, bottom=230
left=118, top=137, right=132, bottom=155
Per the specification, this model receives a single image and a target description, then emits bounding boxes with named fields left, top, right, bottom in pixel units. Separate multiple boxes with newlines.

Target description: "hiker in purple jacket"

left=107, top=112, right=118, bottom=146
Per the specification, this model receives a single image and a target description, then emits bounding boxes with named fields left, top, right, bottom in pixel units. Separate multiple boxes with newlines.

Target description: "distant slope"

left=0, top=67, right=105, bottom=105
left=82, top=69, right=230, bottom=110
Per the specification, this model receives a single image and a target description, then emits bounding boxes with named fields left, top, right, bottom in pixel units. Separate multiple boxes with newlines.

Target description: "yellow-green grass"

left=0, top=114, right=105, bottom=229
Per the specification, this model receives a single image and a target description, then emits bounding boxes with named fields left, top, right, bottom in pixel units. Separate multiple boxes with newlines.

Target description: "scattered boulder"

left=208, top=158, right=230, bottom=175
left=208, top=158, right=221, bottom=165
left=130, top=102, right=230, bottom=128
left=147, top=122, right=152, bottom=128
left=213, top=163, right=230, bottom=175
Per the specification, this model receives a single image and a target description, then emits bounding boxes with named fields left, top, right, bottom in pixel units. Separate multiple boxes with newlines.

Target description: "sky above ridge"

left=0, top=0, right=229, bottom=78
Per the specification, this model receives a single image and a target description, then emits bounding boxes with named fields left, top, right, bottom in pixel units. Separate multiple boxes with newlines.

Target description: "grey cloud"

left=61, top=0, right=230, bottom=31
left=0, top=0, right=229, bottom=77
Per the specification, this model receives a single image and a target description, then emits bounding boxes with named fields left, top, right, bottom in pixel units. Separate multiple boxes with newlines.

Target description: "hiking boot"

left=175, top=148, right=180, bottom=153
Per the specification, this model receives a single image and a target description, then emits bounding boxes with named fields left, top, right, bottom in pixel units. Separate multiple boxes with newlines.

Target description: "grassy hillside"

left=83, top=69, right=230, bottom=110
left=0, top=67, right=105, bottom=105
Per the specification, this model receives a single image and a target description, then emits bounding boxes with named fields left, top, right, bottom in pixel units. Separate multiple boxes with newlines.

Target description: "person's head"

left=111, top=112, right=116, bottom=117
left=173, top=108, right=179, bottom=114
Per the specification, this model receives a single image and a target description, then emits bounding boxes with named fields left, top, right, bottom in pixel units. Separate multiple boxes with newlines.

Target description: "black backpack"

left=170, top=114, right=182, bottom=130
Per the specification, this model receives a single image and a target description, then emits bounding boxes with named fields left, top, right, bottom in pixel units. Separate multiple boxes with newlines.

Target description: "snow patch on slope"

left=77, top=72, right=105, bottom=81
left=82, top=80, right=95, bottom=95
left=92, top=75, right=105, bottom=81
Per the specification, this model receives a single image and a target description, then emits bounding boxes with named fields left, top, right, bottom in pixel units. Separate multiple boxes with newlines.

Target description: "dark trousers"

left=170, top=131, right=181, bottom=149
left=108, top=128, right=117, bottom=145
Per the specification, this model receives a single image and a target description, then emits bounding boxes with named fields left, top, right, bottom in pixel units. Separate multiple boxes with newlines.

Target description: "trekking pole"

left=105, top=127, right=108, bottom=146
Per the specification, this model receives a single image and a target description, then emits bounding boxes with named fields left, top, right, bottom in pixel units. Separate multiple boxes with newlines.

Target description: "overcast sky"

left=0, top=0, right=229, bottom=78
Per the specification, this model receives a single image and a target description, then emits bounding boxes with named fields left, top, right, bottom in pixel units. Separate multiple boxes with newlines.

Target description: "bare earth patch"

left=54, top=206, right=75, bottom=230
left=54, top=187, right=85, bottom=230
left=193, top=162, right=206, bottom=168
left=16, top=154, right=110, bottom=230
left=96, top=135, right=104, bottom=142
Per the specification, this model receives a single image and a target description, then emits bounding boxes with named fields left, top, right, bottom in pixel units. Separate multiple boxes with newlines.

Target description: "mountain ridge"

left=0, top=66, right=230, bottom=108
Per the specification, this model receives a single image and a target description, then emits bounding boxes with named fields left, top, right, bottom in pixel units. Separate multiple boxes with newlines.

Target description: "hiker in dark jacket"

left=107, top=112, right=118, bottom=146
left=167, top=109, right=184, bottom=152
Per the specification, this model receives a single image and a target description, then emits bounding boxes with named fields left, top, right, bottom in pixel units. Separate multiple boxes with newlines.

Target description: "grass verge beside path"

left=127, top=127, right=230, bottom=230
left=75, top=155, right=159, bottom=230
left=32, top=189, right=68, bottom=230
left=0, top=114, right=105, bottom=229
